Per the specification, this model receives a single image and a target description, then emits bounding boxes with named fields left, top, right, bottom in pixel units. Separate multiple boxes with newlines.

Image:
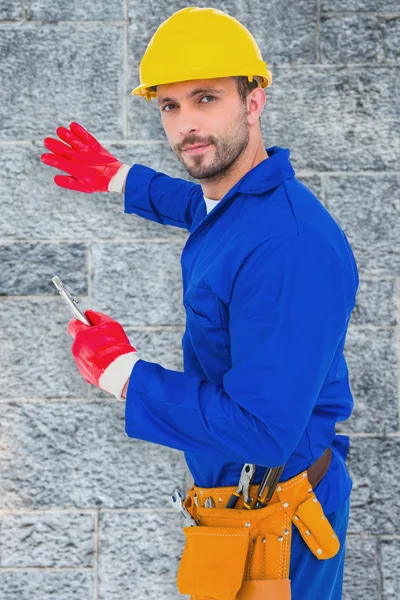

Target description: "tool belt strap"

left=305, top=445, right=332, bottom=488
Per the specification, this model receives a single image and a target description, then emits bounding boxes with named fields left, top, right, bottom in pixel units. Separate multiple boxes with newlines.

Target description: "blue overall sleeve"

left=124, top=164, right=202, bottom=231
left=124, top=233, right=353, bottom=466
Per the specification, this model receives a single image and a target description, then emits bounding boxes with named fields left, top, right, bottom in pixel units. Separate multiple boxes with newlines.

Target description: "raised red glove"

left=67, top=309, right=139, bottom=401
left=40, top=121, right=130, bottom=193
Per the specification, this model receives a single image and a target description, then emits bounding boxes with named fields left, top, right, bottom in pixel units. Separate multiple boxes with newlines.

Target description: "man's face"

left=156, top=77, right=250, bottom=182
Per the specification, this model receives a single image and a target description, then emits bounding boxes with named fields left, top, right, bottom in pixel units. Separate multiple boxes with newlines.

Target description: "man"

left=41, top=7, right=359, bottom=599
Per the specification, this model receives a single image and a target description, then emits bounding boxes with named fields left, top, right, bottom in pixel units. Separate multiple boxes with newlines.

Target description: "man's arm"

left=40, top=122, right=203, bottom=231
left=122, top=234, right=354, bottom=465
left=123, top=163, right=203, bottom=231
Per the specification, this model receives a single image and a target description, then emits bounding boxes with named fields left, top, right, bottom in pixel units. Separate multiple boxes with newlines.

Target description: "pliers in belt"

left=226, top=463, right=256, bottom=510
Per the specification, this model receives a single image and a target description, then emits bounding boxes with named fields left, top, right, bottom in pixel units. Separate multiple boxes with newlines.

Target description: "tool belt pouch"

left=176, top=465, right=340, bottom=600
left=177, top=525, right=251, bottom=600
left=292, top=494, right=340, bottom=559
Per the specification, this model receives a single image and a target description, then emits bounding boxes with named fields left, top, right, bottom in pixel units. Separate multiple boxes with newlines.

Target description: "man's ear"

left=247, top=87, right=266, bottom=125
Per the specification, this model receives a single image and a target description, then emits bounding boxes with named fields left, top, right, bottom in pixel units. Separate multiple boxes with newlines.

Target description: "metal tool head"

left=237, top=463, right=256, bottom=493
left=170, top=489, right=198, bottom=526
left=171, top=489, right=184, bottom=510
left=254, top=465, right=286, bottom=508
left=52, top=275, right=91, bottom=326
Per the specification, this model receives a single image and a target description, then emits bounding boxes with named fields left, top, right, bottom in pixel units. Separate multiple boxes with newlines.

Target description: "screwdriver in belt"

left=252, top=465, right=286, bottom=509
left=226, top=463, right=256, bottom=509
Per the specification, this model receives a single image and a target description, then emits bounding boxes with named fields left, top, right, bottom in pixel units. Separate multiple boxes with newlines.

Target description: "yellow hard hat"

left=131, top=6, right=273, bottom=102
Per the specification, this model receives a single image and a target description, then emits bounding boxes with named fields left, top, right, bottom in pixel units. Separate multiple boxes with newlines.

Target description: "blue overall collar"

left=222, top=146, right=295, bottom=202
left=189, top=146, right=295, bottom=240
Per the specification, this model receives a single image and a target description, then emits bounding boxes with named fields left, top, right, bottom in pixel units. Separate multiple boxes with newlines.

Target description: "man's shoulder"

left=238, top=177, right=353, bottom=263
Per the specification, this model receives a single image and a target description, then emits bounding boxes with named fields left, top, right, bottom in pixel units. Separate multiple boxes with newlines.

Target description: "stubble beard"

left=176, top=104, right=250, bottom=185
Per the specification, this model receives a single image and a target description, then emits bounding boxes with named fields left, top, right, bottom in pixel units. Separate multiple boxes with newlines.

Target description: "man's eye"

left=162, top=95, right=216, bottom=112
left=200, top=95, right=216, bottom=103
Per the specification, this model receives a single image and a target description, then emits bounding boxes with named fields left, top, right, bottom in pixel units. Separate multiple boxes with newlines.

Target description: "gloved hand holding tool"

left=67, top=309, right=140, bottom=402
left=52, top=276, right=139, bottom=401
left=41, top=121, right=130, bottom=193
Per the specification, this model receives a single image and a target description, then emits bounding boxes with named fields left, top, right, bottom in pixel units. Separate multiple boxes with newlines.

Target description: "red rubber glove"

left=67, top=309, right=140, bottom=401
left=40, top=122, right=130, bottom=193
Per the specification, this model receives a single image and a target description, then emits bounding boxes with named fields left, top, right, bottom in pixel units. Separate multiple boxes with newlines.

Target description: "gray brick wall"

left=0, top=1, right=398, bottom=599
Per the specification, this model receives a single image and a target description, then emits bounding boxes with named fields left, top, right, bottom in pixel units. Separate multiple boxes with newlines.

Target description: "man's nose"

left=178, top=108, right=202, bottom=138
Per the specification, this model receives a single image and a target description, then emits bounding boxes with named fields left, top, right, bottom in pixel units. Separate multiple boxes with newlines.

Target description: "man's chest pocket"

left=184, top=284, right=231, bottom=379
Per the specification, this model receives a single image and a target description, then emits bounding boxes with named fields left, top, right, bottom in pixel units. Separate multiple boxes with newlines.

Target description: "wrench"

left=171, top=489, right=198, bottom=526
left=205, top=496, right=216, bottom=508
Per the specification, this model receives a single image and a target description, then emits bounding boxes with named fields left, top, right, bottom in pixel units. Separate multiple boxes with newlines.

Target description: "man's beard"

left=175, top=105, right=250, bottom=185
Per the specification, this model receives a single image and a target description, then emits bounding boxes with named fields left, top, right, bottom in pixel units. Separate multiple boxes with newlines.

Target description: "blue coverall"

left=123, top=146, right=359, bottom=599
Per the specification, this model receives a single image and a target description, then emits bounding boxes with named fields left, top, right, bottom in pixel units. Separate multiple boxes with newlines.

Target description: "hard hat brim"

left=131, top=68, right=273, bottom=101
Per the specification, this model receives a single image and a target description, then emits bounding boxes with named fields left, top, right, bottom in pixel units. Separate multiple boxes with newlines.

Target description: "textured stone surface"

left=0, top=144, right=191, bottom=240
left=124, top=328, right=184, bottom=372
left=342, top=536, right=379, bottom=600
left=0, top=298, right=89, bottom=398
left=0, top=243, right=87, bottom=295
left=0, top=0, right=22, bottom=19
left=262, top=67, right=399, bottom=173
left=321, top=0, right=400, bottom=11
left=91, top=242, right=186, bottom=325
left=127, top=67, right=166, bottom=141
left=0, top=24, right=124, bottom=141
left=28, top=0, right=124, bottom=20
left=350, top=277, right=397, bottom=326
left=381, top=539, right=400, bottom=600
left=345, top=437, right=400, bottom=534
left=340, top=325, right=398, bottom=434
left=320, top=16, right=400, bottom=64
left=0, top=512, right=94, bottom=567
left=0, top=399, right=187, bottom=509
left=326, top=175, right=400, bottom=275
left=98, top=510, right=188, bottom=599
left=0, top=571, right=93, bottom=599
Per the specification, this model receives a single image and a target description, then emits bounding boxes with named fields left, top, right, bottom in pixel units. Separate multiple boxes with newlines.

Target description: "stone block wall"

left=0, top=1, right=399, bottom=598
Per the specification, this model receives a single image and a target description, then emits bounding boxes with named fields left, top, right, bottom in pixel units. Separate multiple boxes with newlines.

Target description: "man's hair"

left=149, top=75, right=262, bottom=105
left=233, top=75, right=261, bottom=105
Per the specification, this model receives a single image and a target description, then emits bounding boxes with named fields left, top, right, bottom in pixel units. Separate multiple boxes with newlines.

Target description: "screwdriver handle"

left=226, top=492, right=240, bottom=509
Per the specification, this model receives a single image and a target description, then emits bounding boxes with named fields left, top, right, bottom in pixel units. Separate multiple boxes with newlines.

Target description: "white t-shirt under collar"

left=204, top=195, right=220, bottom=214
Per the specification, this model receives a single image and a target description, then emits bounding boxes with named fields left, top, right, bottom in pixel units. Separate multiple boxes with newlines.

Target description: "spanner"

left=171, top=489, right=198, bottom=526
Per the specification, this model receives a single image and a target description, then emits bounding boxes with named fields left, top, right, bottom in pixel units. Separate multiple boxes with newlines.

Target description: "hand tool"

left=226, top=463, right=256, bottom=509
left=205, top=496, right=215, bottom=508
left=52, top=276, right=91, bottom=326
left=171, top=490, right=198, bottom=526
left=253, top=465, right=285, bottom=509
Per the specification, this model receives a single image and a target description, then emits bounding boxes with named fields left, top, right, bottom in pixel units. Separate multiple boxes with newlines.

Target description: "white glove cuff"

left=108, top=164, right=131, bottom=193
left=99, top=351, right=140, bottom=401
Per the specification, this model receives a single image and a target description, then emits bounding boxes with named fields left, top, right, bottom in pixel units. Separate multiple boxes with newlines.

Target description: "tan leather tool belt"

left=176, top=447, right=339, bottom=600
